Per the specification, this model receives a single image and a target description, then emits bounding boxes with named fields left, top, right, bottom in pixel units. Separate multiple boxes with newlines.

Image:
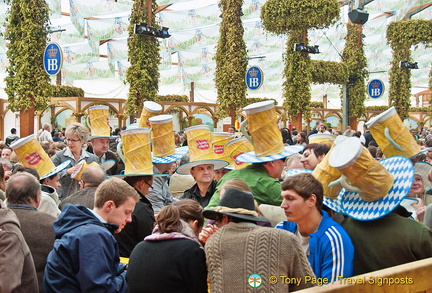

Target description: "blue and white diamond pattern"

left=341, top=156, right=414, bottom=221
left=152, top=146, right=189, bottom=164
left=236, top=145, right=304, bottom=163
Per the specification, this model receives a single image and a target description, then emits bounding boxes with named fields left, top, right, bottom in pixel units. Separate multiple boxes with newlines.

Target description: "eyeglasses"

left=144, top=180, right=153, bottom=190
left=65, top=138, right=81, bottom=143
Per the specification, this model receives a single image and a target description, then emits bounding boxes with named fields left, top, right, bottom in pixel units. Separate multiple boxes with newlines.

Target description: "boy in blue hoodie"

left=43, top=177, right=139, bottom=293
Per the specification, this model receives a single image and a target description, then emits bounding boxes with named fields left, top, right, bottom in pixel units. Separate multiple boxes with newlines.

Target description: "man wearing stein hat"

left=204, top=187, right=315, bottom=292
left=207, top=101, right=303, bottom=208
left=176, top=125, right=229, bottom=208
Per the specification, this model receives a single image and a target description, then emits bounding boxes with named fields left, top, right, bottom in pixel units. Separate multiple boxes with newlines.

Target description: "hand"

left=412, top=198, right=426, bottom=222
left=199, top=224, right=218, bottom=244
left=66, top=164, right=81, bottom=175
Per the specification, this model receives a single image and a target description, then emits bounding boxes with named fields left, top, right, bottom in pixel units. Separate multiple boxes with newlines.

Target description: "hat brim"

left=176, top=159, right=229, bottom=175
left=236, top=145, right=304, bottom=163
left=203, top=209, right=268, bottom=223
left=340, top=156, right=414, bottom=221
left=152, top=146, right=189, bottom=164
left=285, top=168, right=312, bottom=178
left=111, top=170, right=169, bottom=179
left=413, top=161, right=432, bottom=193
left=323, top=191, right=346, bottom=215
left=126, top=123, right=139, bottom=130
left=41, top=160, right=71, bottom=180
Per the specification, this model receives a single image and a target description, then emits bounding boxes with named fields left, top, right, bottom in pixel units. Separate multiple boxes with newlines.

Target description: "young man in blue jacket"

left=276, top=172, right=354, bottom=283
left=43, top=177, right=139, bottom=293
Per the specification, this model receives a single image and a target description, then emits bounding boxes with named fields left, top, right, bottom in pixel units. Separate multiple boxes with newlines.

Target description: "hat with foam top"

left=10, top=134, right=71, bottom=181
left=87, top=105, right=116, bottom=138
left=149, top=114, right=189, bottom=164
left=114, top=127, right=168, bottom=178
left=326, top=137, right=414, bottom=220
left=176, top=125, right=229, bottom=175
left=235, top=100, right=304, bottom=163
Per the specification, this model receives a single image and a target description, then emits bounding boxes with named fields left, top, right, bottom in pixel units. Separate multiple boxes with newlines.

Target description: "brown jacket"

left=0, top=202, right=38, bottom=292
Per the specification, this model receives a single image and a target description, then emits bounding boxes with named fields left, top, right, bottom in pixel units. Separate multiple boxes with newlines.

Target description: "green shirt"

left=206, top=163, right=282, bottom=208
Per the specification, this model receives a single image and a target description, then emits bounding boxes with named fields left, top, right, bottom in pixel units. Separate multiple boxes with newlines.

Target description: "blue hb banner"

left=367, top=79, right=384, bottom=99
left=245, top=66, right=264, bottom=90
left=43, top=43, right=63, bottom=76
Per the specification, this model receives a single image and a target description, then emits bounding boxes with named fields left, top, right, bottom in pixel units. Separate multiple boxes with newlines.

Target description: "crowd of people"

left=0, top=102, right=432, bottom=292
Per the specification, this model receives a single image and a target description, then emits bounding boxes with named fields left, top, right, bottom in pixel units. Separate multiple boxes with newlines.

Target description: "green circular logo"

left=248, top=274, right=262, bottom=288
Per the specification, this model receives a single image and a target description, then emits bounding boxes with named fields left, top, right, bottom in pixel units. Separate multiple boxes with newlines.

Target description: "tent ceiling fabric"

left=0, top=0, right=430, bottom=108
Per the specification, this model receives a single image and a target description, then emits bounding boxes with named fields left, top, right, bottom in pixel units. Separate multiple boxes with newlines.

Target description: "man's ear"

left=308, top=194, right=317, bottom=207
left=104, top=200, right=115, bottom=213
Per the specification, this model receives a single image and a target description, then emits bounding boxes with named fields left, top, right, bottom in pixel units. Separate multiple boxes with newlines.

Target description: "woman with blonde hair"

left=127, top=199, right=207, bottom=293
left=51, top=122, right=98, bottom=199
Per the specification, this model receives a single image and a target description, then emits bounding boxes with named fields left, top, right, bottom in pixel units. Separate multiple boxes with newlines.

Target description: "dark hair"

left=282, top=173, right=323, bottom=210
left=157, top=199, right=204, bottom=233
left=124, top=175, right=153, bottom=188
left=12, top=165, right=40, bottom=180
left=368, top=146, right=377, bottom=158
left=304, top=143, right=330, bottom=157
left=11, top=128, right=16, bottom=134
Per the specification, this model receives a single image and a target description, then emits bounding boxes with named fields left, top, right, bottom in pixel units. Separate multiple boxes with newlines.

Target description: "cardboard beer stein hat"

left=149, top=114, right=189, bottom=164
left=115, top=127, right=167, bottom=178
left=87, top=105, right=113, bottom=138
left=10, top=135, right=71, bottom=180
left=226, top=137, right=254, bottom=170
left=212, top=132, right=235, bottom=169
left=308, top=133, right=336, bottom=147
left=328, top=137, right=414, bottom=221
left=71, top=160, right=116, bottom=181
left=176, top=125, right=229, bottom=175
left=138, top=101, right=162, bottom=128
left=365, top=106, right=422, bottom=158
left=235, top=100, right=304, bottom=163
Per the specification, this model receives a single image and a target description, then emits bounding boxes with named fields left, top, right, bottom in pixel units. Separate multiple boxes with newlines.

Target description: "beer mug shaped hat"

left=311, top=135, right=348, bottom=200
left=10, top=135, right=71, bottom=180
left=116, top=127, right=167, bottom=178
left=226, top=137, right=254, bottom=170
left=149, top=114, right=188, bottom=164
left=328, top=137, right=414, bottom=220
left=365, top=106, right=422, bottom=158
left=284, top=168, right=345, bottom=215
left=176, top=125, right=229, bottom=175
left=236, top=100, right=304, bottom=163
left=213, top=132, right=235, bottom=169
left=308, top=133, right=336, bottom=147
left=138, top=101, right=162, bottom=128
left=87, top=105, right=113, bottom=138
left=71, top=160, right=116, bottom=181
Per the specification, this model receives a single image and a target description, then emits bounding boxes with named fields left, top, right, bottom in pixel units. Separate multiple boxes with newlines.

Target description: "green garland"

left=4, top=0, right=51, bottom=112
left=283, top=30, right=313, bottom=120
left=342, top=23, right=368, bottom=118
left=261, top=0, right=340, bottom=32
left=310, top=101, right=324, bottom=108
left=50, top=85, right=84, bottom=97
left=125, top=0, right=161, bottom=116
left=311, top=60, right=348, bottom=84
left=156, top=94, right=189, bottom=102
left=387, top=19, right=432, bottom=120
left=215, top=0, right=248, bottom=118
